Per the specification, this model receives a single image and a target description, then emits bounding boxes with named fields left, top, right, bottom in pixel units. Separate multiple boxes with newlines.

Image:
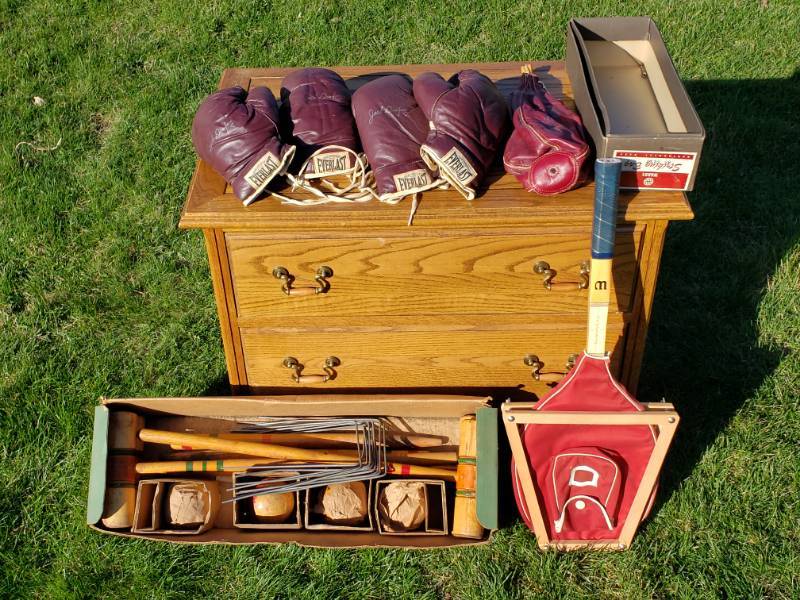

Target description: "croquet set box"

left=566, top=17, right=705, bottom=191
left=86, top=395, right=498, bottom=548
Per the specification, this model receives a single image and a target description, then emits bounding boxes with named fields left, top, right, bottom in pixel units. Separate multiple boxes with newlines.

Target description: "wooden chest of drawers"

left=180, top=61, right=693, bottom=399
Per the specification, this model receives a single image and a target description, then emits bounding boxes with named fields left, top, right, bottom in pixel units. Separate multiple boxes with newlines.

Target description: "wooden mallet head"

left=101, top=411, right=144, bottom=529
left=452, top=415, right=484, bottom=539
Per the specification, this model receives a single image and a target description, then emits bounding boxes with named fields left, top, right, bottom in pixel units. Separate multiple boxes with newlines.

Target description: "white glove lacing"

left=274, top=146, right=374, bottom=206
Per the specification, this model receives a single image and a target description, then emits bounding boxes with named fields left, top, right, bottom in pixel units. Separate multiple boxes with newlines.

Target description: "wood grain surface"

left=239, top=316, right=626, bottom=390
left=227, top=230, right=642, bottom=321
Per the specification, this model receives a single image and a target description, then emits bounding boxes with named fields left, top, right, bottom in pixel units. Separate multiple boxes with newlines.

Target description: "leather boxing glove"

left=280, top=68, right=369, bottom=201
left=413, top=70, right=509, bottom=200
left=192, top=86, right=295, bottom=206
left=503, top=67, right=590, bottom=195
left=352, top=74, right=439, bottom=204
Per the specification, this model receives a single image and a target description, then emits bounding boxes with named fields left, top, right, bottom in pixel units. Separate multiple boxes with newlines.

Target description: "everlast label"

left=243, top=151, right=281, bottom=189
left=441, top=147, right=477, bottom=185
left=312, top=151, right=350, bottom=177
left=393, top=169, right=431, bottom=193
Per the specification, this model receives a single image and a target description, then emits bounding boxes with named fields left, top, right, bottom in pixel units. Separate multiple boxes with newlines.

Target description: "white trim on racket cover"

left=553, top=495, right=614, bottom=534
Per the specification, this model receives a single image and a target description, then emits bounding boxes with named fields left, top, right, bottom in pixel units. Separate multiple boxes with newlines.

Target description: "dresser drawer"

left=226, top=231, right=642, bottom=323
left=238, top=316, right=625, bottom=392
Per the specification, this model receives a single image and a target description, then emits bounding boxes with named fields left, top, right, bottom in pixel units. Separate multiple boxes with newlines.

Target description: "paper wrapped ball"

left=378, top=481, right=426, bottom=531
left=253, top=492, right=295, bottom=523
left=166, top=482, right=210, bottom=528
left=318, top=481, right=368, bottom=525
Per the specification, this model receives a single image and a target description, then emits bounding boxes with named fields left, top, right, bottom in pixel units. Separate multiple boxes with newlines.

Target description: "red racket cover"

left=512, top=352, right=657, bottom=540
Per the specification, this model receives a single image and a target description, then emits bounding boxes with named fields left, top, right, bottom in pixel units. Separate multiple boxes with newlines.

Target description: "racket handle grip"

left=591, top=158, right=623, bottom=259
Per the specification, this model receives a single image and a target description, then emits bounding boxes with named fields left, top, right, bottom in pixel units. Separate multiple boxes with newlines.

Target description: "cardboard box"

left=87, top=394, right=498, bottom=548
left=566, top=16, right=705, bottom=191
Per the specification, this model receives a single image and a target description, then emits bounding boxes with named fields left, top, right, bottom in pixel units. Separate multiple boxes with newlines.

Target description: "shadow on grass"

left=203, top=374, right=233, bottom=396
left=639, top=69, right=800, bottom=510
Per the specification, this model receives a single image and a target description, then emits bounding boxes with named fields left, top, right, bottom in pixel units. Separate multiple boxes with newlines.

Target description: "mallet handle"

left=385, top=462, right=455, bottom=480
left=139, top=429, right=356, bottom=462
left=168, top=431, right=444, bottom=450
left=135, top=457, right=455, bottom=479
left=386, top=450, right=456, bottom=464
left=136, top=458, right=283, bottom=474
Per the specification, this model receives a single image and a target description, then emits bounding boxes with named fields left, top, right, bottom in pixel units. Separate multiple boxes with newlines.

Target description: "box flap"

left=476, top=407, right=498, bottom=530
left=87, top=405, right=109, bottom=525
left=571, top=19, right=616, bottom=136
left=102, top=395, right=490, bottom=418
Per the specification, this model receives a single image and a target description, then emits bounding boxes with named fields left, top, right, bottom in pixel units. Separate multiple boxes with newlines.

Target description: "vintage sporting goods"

left=131, top=418, right=454, bottom=501
left=279, top=68, right=370, bottom=204
left=228, top=416, right=387, bottom=499
left=503, top=65, right=590, bottom=195
left=452, top=415, right=483, bottom=539
left=136, top=458, right=282, bottom=474
left=191, top=86, right=295, bottom=206
left=414, top=70, right=509, bottom=200
left=168, top=430, right=446, bottom=450
left=317, top=481, right=369, bottom=525
left=378, top=481, right=426, bottom=532
left=505, top=159, right=679, bottom=550
left=101, top=411, right=143, bottom=529
left=135, top=455, right=456, bottom=475
left=167, top=482, right=212, bottom=528
left=253, top=492, right=296, bottom=523
left=138, top=428, right=357, bottom=463
left=352, top=75, right=440, bottom=217
left=183, top=61, right=694, bottom=401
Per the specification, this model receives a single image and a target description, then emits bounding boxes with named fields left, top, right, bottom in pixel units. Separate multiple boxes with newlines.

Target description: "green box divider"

left=86, top=405, right=109, bottom=525
left=476, top=406, right=499, bottom=530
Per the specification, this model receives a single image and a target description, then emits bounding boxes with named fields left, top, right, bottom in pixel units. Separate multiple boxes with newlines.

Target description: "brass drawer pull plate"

left=524, top=354, right=577, bottom=383
left=534, top=261, right=590, bottom=290
left=283, top=356, right=340, bottom=384
left=272, top=266, right=333, bottom=296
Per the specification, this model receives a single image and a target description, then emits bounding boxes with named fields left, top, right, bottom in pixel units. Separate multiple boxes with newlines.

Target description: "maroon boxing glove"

left=280, top=68, right=369, bottom=202
left=503, top=69, right=590, bottom=195
left=191, top=86, right=295, bottom=206
left=352, top=75, right=439, bottom=204
left=413, top=70, right=509, bottom=200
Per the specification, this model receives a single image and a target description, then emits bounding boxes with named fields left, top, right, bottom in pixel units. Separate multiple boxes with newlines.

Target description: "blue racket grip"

left=591, top=158, right=623, bottom=259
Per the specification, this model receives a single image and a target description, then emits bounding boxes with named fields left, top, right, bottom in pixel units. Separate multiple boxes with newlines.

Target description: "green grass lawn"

left=1, top=0, right=799, bottom=597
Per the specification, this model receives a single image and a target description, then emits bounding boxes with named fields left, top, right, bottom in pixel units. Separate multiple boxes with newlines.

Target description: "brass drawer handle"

left=282, top=356, right=340, bottom=384
left=523, top=354, right=577, bottom=383
left=533, top=261, right=590, bottom=291
left=272, top=266, right=333, bottom=296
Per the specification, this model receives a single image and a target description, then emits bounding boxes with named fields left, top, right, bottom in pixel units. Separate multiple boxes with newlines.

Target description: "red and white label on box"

left=613, top=150, right=697, bottom=191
